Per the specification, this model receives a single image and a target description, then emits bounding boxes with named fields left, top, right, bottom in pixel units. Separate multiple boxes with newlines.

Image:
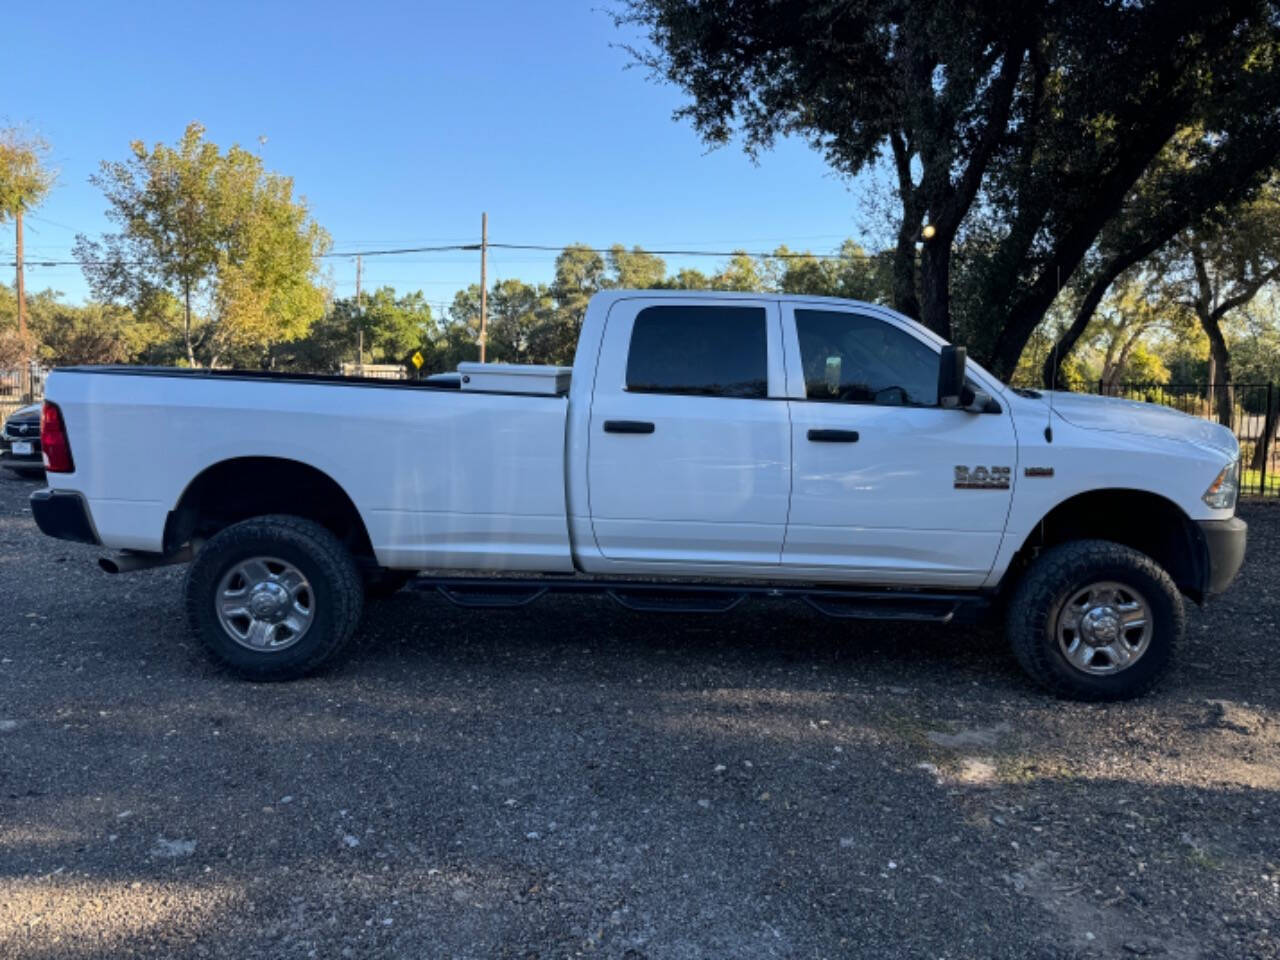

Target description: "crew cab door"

left=586, top=297, right=791, bottom=565
left=781, top=303, right=1016, bottom=586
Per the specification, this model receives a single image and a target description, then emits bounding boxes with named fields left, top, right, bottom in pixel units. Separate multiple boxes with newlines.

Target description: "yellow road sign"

left=411, top=351, right=424, bottom=369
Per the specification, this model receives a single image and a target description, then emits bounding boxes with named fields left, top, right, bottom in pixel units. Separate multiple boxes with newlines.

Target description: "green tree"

left=620, top=0, right=1280, bottom=378
left=606, top=245, right=667, bottom=289
left=1085, top=281, right=1183, bottom=392
left=1, top=282, right=177, bottom=366
left=661, top=267, right=712, bottom=290
left=0, top=128, right=54, bottom=227
left=766, top=240, right=892, bottom=301
left=75, top=122, right=331, bottom=367
left=488, top=279, right=552, bottom=363
left=30, top=302, right=140, bottom=366
left=339, top=286, right=433, bottom=364
left=433, top=302, right=482, bottom=373
left=1039, top=132, right=1280, bottom=388
left=710, top=251, right=767, bottom=292
left=1162, top=186, right=1280, bottom=424
left=0, top=127, right=56, bottom=363
left=537, top=245, right=608, bottom=364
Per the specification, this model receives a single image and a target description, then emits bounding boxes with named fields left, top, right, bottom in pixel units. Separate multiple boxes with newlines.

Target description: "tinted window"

left=795, top=309, right=939, bottom=406
left=626, top=305, right=768, bottom=399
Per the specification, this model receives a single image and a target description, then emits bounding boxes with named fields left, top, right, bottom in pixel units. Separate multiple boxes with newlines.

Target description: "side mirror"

left=938, top=345, right=975, bottom=409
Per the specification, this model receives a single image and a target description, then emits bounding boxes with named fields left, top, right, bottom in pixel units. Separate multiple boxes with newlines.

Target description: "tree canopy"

left=619, top=0, right=1280, bottom=377
left=0, top=128, right=55, bottom=224
left=74, top=123, right=331, bottom=367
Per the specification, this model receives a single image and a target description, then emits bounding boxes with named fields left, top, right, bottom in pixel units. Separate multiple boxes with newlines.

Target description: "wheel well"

left=1007, top=489, right=1209, bottom=603
left=164, top=457, right=374, bottom=559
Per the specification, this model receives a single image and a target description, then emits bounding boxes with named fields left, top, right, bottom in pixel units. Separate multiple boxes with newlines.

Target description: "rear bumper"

left=30, top=489, right=100, bottom=545
left=1198, top=516, right=1247, bottom=596
left=1, top=442, right=43, bottom=471
left=1, top=456, right=43, bottom=471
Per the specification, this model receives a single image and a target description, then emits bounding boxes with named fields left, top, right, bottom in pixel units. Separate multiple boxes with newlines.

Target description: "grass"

left=1241, top=468, right=1280, bottom=498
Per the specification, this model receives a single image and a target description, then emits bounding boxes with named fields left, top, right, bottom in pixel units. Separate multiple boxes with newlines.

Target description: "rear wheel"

left=185, top=515, right=364, bottom=680
left=1007, top=539, right=1183, bottom=701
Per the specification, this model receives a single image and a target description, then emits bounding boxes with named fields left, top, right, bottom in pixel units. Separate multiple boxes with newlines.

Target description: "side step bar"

left=412, top=576, right=990, bottom=624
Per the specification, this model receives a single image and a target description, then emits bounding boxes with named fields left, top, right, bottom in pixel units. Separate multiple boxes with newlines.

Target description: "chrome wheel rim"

left=215, top=556, right=314, bottom=652
left=1056, top=580, right=1153, bottom=676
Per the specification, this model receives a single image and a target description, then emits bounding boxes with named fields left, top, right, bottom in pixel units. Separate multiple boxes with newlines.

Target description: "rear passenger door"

left=586, top=298, right=791, bottom=565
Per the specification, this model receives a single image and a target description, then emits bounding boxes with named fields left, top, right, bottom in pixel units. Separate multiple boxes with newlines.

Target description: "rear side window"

left=625, top=305, right=768, bottom=399
left=795, top=309, right=939, bottom=406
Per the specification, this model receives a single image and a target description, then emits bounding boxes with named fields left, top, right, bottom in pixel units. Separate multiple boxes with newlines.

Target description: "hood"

left=1040, top=390, right=1238, bottom=460
left=5, top=403, right=41, bottom=423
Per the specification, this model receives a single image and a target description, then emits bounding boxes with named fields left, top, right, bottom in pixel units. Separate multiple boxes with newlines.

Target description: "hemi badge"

left=1024, top=466, right=1055, bottom=478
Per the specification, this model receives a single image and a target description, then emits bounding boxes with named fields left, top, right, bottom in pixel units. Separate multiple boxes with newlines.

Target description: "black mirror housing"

left=938, top=345, right=975, bottom=409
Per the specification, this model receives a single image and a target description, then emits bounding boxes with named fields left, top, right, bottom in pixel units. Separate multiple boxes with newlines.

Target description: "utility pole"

left=15, top=209, right=29, bottom=400
left=355, top=254, right=363, bottom=372
left=479, top=212, right=488, bottom=363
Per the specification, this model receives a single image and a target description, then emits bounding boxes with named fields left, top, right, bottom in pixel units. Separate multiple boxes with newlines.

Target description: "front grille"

left=4, top=421, right=38, bottom=439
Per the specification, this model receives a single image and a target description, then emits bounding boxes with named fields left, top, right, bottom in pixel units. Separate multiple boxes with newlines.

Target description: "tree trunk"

left=918, top=242, right=952, bottom=341
left=1043, top=273, right=1112, bottom=389
left=183, top=285, right=196, bottom=368
left=1252, top=386, right=1278, bottom=472
left=891, top=224, right=921, bottom=321
left=887, top=129, right=924, bottom=322
left=1103, top=325, right=1148, bottom=392
left=1041, top=234, right=1171, bottom=388
left=1099, top=336, right=1121, bottom=393
left=1200, top=312, right=1233, bottom=427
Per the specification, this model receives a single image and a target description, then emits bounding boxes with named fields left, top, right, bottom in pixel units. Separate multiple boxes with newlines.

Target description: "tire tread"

left=184, top=514, right=364, bottom=680
left=1007, top=539, right=1183, bottom=701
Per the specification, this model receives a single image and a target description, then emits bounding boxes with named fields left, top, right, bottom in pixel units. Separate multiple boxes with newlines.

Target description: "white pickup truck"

left=31, top=291, right=1246, bottom=699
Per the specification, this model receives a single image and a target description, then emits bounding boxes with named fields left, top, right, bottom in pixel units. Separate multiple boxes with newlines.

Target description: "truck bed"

left=43, top=366, right=576, bottom=571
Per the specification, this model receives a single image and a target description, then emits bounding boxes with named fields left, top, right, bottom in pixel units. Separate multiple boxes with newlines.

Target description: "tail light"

left=41, top=402, right=75, bottom=473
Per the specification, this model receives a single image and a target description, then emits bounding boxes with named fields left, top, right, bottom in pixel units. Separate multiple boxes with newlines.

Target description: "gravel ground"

left=1, top=470, right=1278, bottom=959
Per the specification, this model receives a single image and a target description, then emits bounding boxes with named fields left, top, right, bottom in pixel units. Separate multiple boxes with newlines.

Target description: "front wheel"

left=1007, top=539, right=1184, bottom=701
left=185, top=515, right=364, bottom=680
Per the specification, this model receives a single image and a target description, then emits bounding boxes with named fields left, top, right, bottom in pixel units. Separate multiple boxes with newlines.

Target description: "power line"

left=5, top=237, right=891, bottom=268
left=322, top=243, right=480, bottom=258
left=483, top=242, right=883, bottom=261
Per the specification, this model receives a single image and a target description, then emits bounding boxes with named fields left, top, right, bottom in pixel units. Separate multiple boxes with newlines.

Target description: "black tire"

left=362, top=567, right=415, bottom=600
left=185, top=514, right=364, bottom=680
left=1007, top=539, right=1183, bottom=701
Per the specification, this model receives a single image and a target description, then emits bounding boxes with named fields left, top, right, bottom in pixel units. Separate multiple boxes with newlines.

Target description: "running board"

left=412, top=576, right=988, bottom=622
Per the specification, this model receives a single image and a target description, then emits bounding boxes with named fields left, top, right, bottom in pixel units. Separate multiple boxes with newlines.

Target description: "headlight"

left=1202, top=459, right=1240, bottom=510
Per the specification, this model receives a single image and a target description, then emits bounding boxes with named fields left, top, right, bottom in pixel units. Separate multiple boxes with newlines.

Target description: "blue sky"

left=2, top=0, right=880, bottom=312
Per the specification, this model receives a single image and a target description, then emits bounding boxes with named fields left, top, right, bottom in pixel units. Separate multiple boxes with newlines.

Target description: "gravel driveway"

left=1, top=470, right=1277, bottom=959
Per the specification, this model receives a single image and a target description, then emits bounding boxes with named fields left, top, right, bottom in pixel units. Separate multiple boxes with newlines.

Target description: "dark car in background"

left=1, top=404, right=43, bottom=477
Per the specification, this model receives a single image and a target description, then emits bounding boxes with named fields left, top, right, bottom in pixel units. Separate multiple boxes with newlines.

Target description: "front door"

left=587, top=297, right=791, bottom=565
left=781, top=304, right=1016, bottom=586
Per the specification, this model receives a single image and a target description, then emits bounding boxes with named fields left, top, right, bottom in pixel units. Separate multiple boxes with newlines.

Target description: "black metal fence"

left=1098, top=381, right=1279, bottom=498
left=0, top=363, right=47, bottom=422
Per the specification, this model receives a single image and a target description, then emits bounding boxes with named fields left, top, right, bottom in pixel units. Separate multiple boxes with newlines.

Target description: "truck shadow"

left=4, top=528, right=1278, bottom=958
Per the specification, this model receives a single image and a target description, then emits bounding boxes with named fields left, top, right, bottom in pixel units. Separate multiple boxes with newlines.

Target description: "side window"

left=795, top=309, right=939, bottom=406
left=625, top=305, right=768, bottom=399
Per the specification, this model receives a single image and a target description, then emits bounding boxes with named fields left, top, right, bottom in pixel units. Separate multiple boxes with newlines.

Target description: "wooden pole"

left=15, top=209, right=26, bottom=340
left=355, top=254, right=363, bottom=372
left=15, top=209, right=29, bottom=400
left=480, top=212, right=488, bottom=363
